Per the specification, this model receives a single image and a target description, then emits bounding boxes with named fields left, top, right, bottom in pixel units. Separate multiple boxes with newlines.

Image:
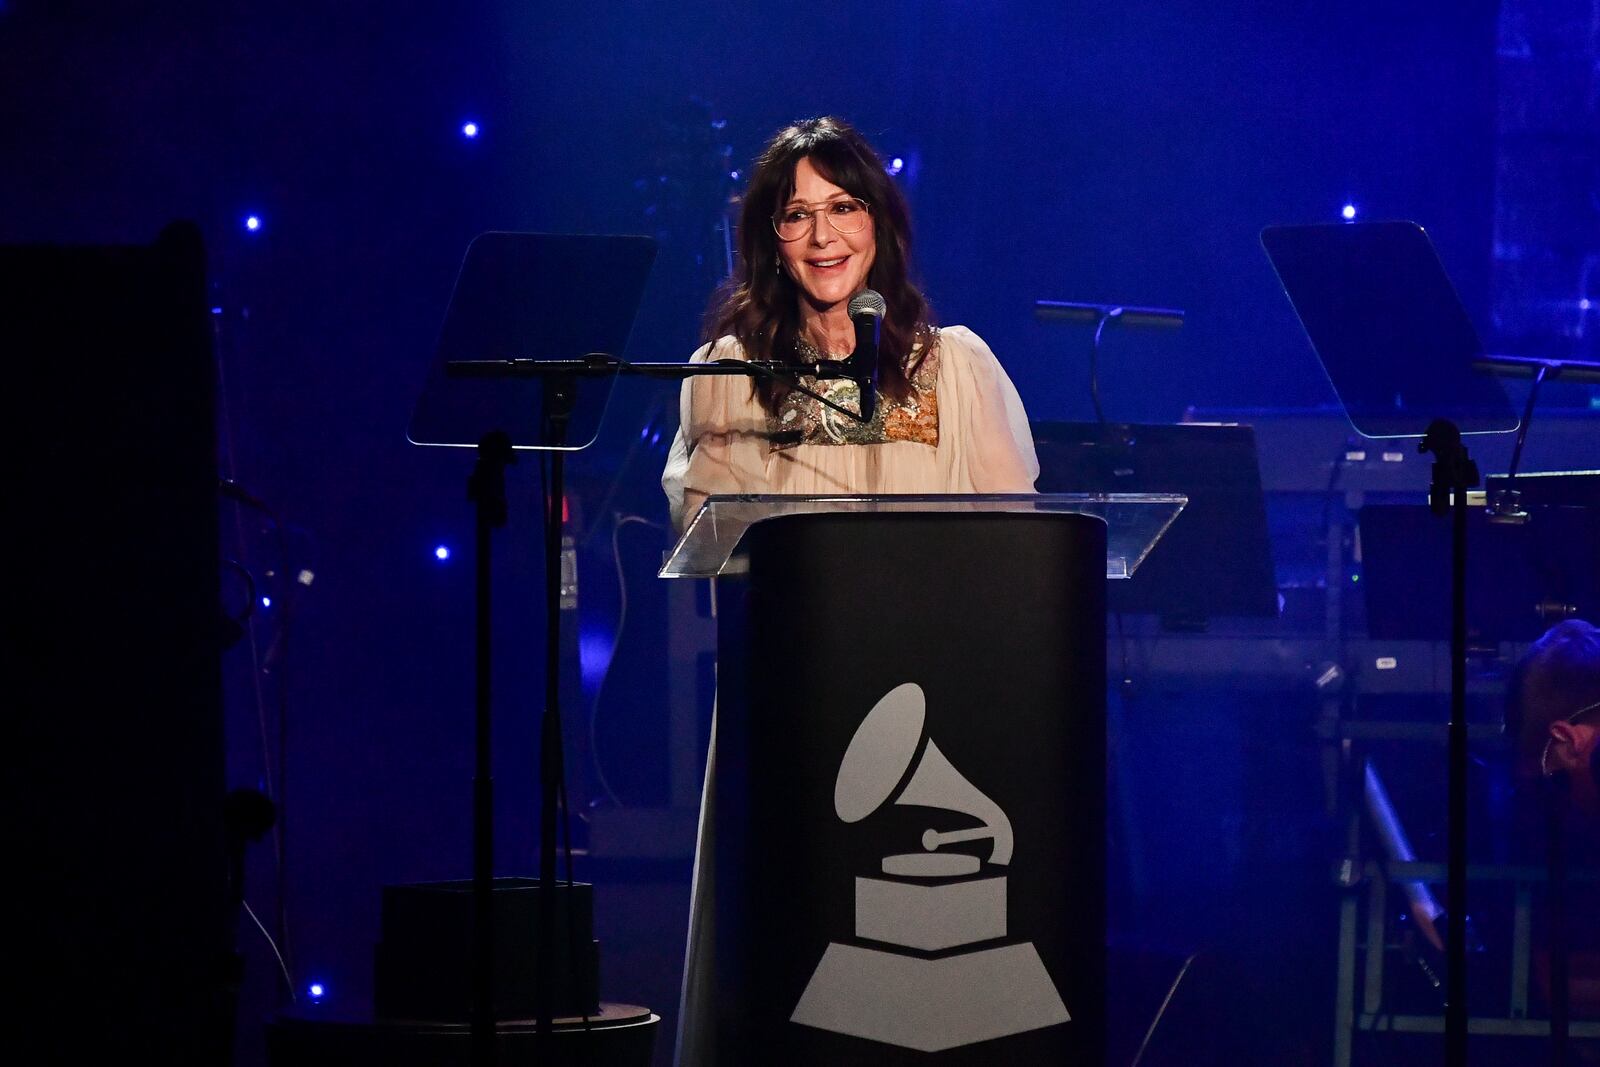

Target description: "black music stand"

left=405, top=232, right=883, bottom=1067
left=1262, top=221, right=1518, bottom=1065
left=408, top=232, right=657, bottom=1065
left=1032, top=421, right=1277, bottom=622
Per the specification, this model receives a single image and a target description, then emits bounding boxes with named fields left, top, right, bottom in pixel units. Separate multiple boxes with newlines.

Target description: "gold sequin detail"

left=769, top=332, right=941, bottom=450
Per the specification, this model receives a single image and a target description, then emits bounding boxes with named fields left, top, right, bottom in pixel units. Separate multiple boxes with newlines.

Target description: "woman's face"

left=776, top=156, right=877, bottom=315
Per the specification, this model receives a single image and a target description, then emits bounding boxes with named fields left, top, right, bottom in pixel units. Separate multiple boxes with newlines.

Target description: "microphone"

left=848, top=289, right=885, bottom=422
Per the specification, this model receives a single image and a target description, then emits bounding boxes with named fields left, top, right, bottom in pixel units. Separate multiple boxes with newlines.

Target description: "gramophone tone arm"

left=921, top=826, right=997, bottom=851
left=893, top=738, right=1015, bottom=864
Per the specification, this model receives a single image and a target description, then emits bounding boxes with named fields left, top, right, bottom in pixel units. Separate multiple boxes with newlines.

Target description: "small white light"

left=886, top=157, right=905, bottom=176
left=1341, top=203, right=1357, bottom=221
left=435, top=545, right=451, bottom=561
left=261, top=596, right=272, bottom=609
left=462, top=121, right=479, bottom=138
left=308, top=982, right=325, bottom=999
left=244, top=215, right=262, bottom=232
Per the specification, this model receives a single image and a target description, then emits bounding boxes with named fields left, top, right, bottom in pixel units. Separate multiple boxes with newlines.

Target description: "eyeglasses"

left=772, top=197, right=870, bottom=242
left=1541, top=698, right=1600, bottom=777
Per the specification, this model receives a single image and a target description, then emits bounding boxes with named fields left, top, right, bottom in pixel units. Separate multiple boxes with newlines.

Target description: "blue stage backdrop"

left=0, top=2, right=1535, bottom=1064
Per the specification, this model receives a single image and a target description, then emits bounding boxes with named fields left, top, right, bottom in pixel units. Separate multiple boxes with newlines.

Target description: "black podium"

left=663, top=494, right=1183, bottom=1066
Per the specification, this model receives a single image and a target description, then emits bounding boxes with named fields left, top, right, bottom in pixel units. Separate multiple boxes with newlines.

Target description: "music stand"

left=1032, top=421, right=1277, bottom=622
left=408, top=232, right=657, bottom=1065
left=1262, top=221, right=1517, bottom=1065
left=409, top=232, right=656, bottom=451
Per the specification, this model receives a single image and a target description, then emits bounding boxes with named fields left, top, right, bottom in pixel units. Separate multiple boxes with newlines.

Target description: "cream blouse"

left=661, top=325, right=1039, bottom=528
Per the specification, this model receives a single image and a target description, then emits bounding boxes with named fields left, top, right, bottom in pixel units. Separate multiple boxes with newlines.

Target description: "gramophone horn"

left=833, top=682, right=1015, bottom=867
left=896, top=739, right=1013, bottom=866
left=835, top=682, right=926, bottom=824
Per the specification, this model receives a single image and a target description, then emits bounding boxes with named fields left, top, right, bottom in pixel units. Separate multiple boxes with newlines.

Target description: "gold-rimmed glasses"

left=1541, top=698, right=1600, bottom=777
left=772, top=197, right=870, bottom=242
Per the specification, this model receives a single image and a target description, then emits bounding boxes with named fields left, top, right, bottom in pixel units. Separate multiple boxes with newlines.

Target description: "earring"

left=775, top=259, right=782, bottom=276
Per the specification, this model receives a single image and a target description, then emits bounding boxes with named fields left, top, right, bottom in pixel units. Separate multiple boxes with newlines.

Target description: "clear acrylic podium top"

left=659, top=493, right=1187, bottom=579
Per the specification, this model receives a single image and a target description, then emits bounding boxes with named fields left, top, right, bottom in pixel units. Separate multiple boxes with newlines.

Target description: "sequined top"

left=770, top=335, right=941, bottom=450
left=662, top=324, right=1038, bottom=529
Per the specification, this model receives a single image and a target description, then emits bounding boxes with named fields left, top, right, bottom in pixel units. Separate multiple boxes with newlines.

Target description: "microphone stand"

left=446, top=354, right=868, bottom=1066
left=1419, top=418, right=1479, bottom=1066
left=534, top=373, right=576, bottom=1046
left=449, top=356, right=869, bottom=422
left=466, top=430, right=513, bottom=1067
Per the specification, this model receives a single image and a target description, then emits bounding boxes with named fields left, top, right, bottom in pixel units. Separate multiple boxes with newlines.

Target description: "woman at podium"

left=662, top=115, right=1037, bottom=529
left=660, top=116, right=1049, bottom=1066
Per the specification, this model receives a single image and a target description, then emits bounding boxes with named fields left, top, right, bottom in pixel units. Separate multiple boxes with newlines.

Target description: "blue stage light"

left=435, top=545, right=451, bottom=561
left=886, top=157, right=905, bottom=176
left=462, top=121, right=480, bottom=139
left=261, top=596, right=272, bottom=609
left=308, top=982, right=325, bottom=1000
left=244, top=215, right=262, bottom=232
left=578, top=629, right=615, bottom=690
left=1341, top=203, right=1357, bottom=221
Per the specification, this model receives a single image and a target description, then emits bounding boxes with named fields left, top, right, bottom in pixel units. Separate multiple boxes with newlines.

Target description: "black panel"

left=5, top=223, right=226, bottom=1062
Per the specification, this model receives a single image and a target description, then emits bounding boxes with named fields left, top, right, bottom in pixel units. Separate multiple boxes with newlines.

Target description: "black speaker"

left=6, top=223, right=227, bottom=1062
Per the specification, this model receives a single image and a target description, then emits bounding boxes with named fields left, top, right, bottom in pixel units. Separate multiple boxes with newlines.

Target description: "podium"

left=663, top=494, right=1183, bottom=1066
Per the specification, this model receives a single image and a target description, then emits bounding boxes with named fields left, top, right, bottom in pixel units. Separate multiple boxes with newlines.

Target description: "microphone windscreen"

left=849, top=289, right=886, bottom=321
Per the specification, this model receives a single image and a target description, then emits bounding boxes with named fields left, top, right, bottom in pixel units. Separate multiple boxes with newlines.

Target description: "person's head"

left=706, top=116, right=933, bottom=406
left=1508, top=620, right=1600, bottom=811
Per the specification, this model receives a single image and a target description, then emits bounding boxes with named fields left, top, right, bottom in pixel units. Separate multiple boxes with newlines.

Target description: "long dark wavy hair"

left=704, top=116, right=935, bottom=410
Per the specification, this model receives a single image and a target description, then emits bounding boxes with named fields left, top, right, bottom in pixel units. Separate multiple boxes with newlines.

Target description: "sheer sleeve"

left=935, top=326, right=1039, bottom=493
left=661, top=337, right=773, bottom=530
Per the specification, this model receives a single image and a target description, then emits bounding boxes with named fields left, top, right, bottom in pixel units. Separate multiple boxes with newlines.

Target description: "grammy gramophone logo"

left=790, top=682, right=1071, bottom=1052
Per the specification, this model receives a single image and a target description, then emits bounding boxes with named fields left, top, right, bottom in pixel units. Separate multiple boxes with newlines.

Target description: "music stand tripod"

left=1262, top=221, right=1518, bottom=1065
left=409, top=232, right=878, bottom=1067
